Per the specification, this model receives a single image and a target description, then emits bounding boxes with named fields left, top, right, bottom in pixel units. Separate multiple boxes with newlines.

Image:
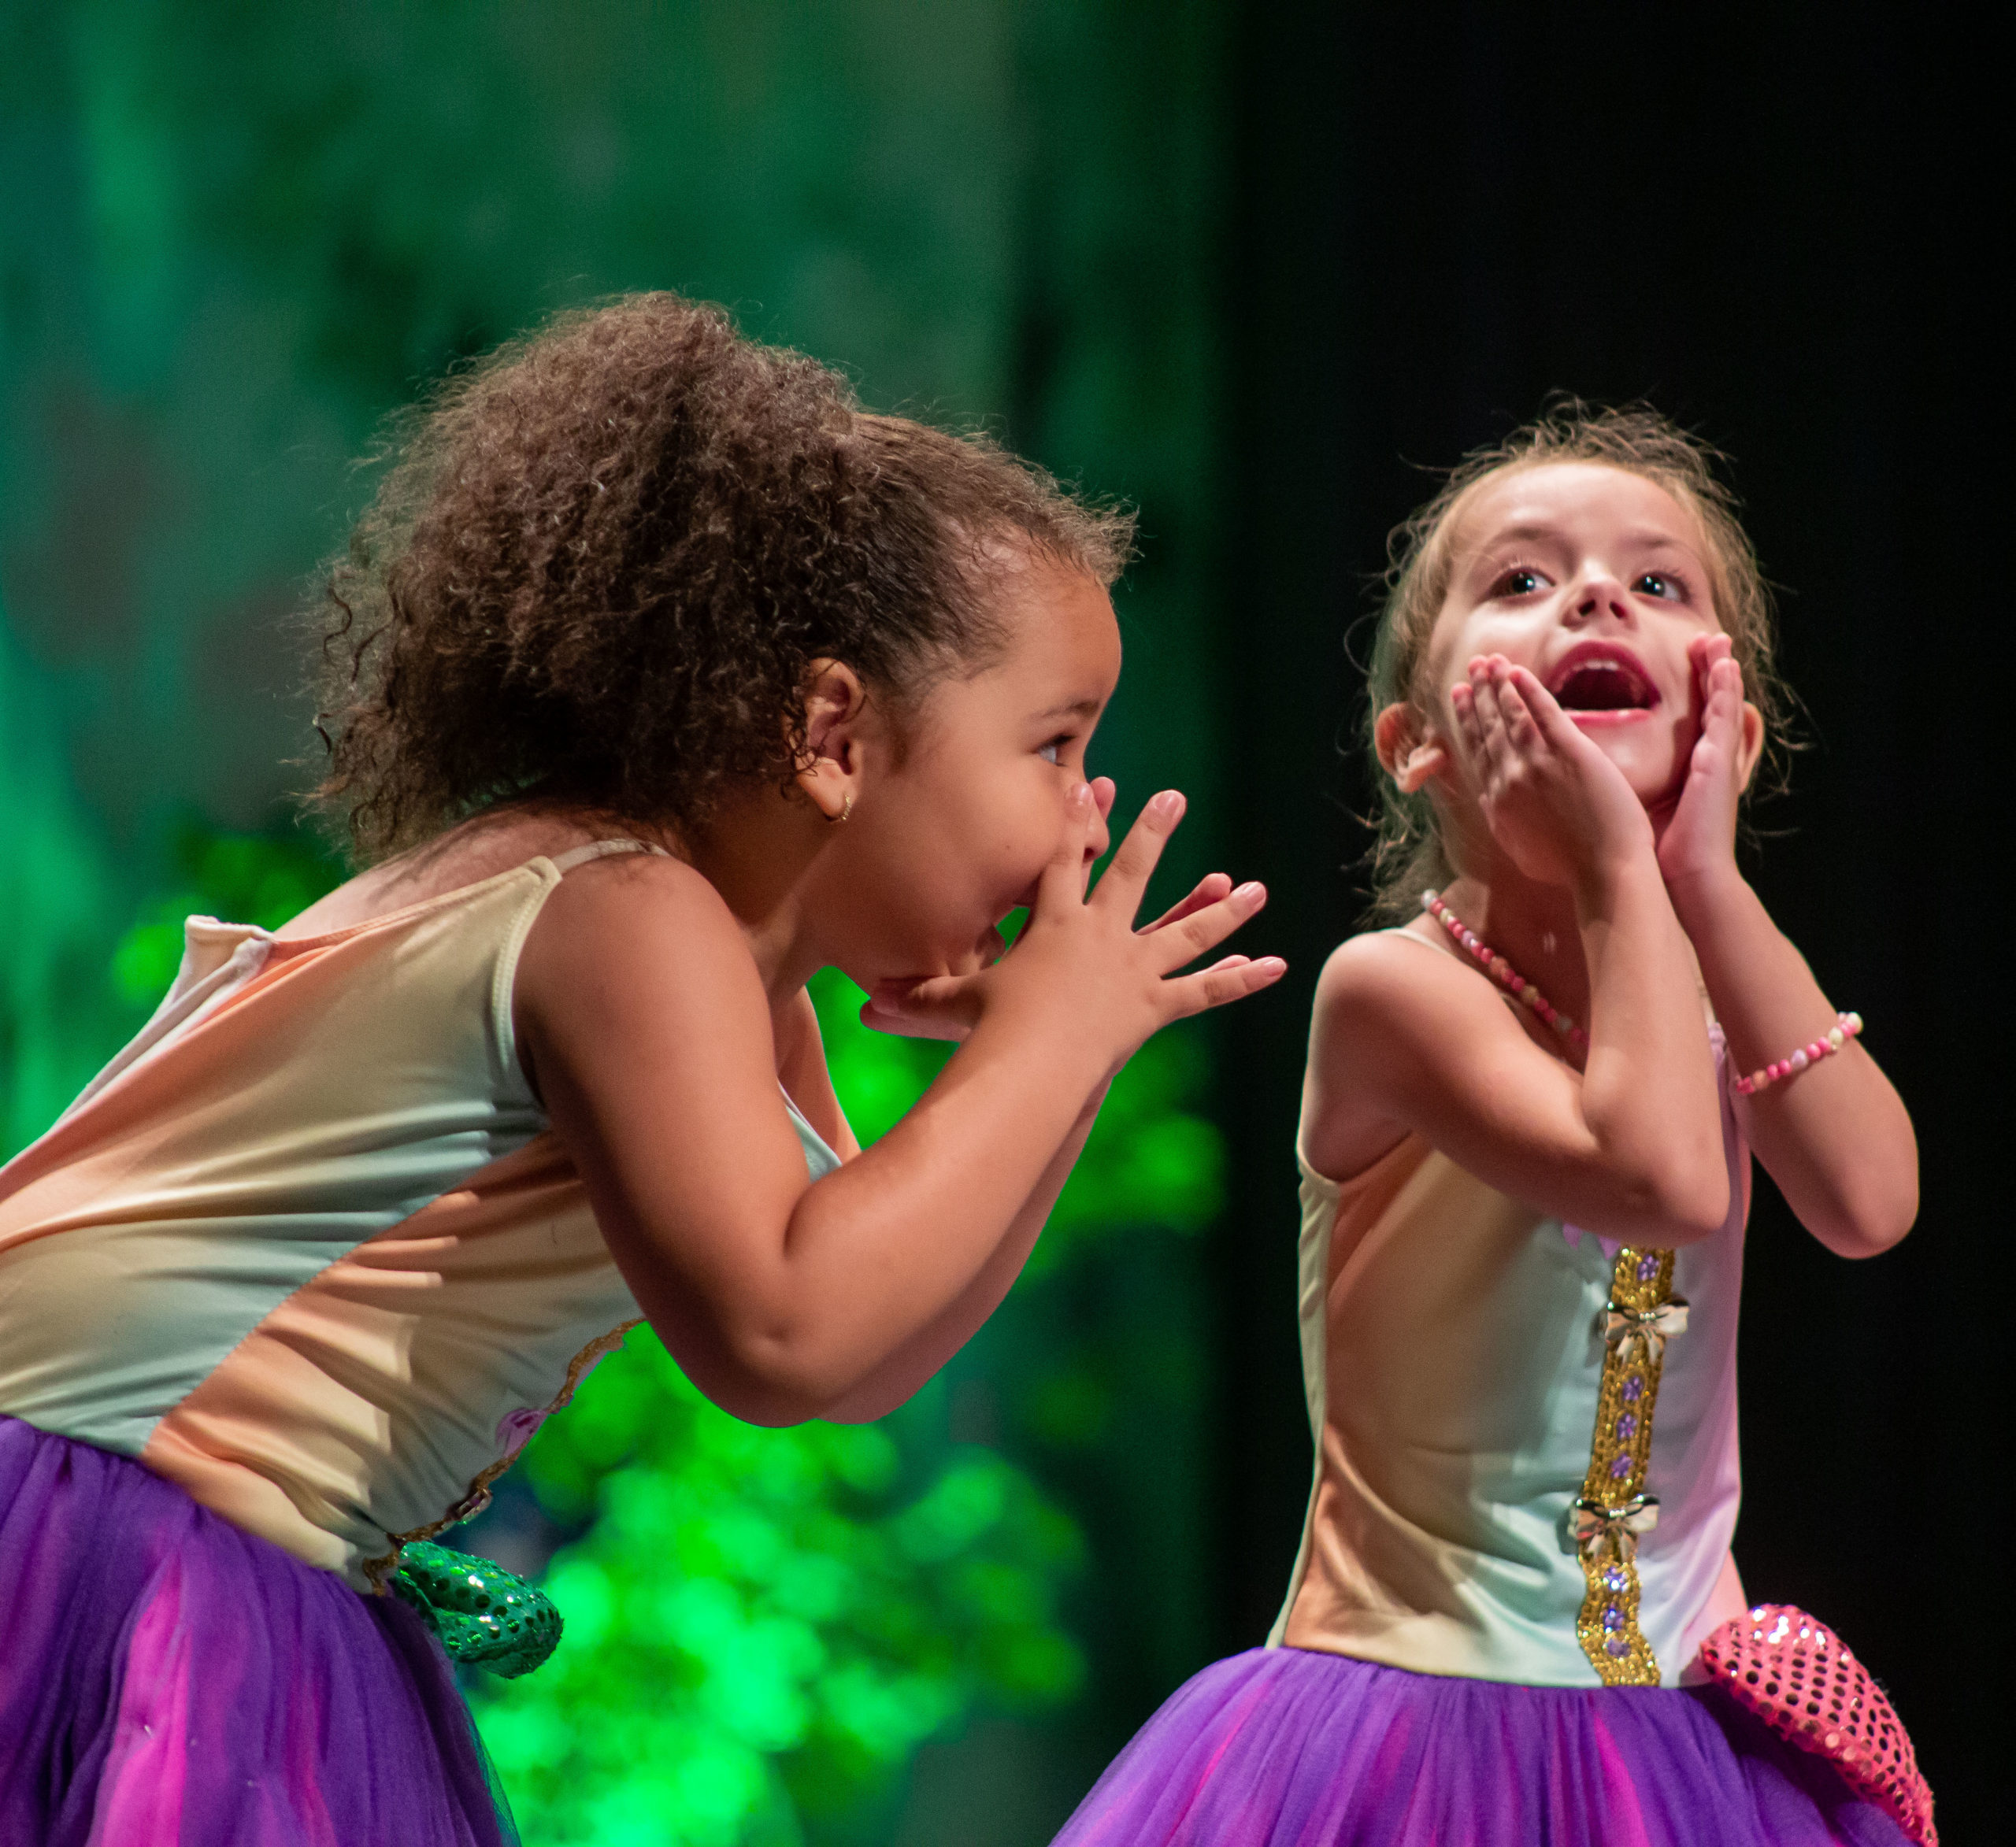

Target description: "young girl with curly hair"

left=0, top=294, right=1280, bottom=1845
left=1053, top=408, right=1934, bottom=1846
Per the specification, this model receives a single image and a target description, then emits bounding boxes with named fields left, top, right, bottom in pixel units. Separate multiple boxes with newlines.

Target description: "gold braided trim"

left=1573, top=1246, right=1687, bottom=1686
left=363, top=1318, right=643, bottom=1593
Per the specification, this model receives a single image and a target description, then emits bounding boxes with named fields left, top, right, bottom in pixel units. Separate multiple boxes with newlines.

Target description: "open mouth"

left=1547, top=644, right=1658, bottom=715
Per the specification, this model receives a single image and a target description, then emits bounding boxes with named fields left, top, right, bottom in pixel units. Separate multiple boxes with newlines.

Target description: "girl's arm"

left=1658, top=638, right=1918, bottom=1257
left=817, top=1085, right=1106, bottom=1423
left=817, top=869, right=1237, bottom=1422
left=517, top=789, right=1280, bottom=1425
left=1306, top=658, right=1729, bottom=1243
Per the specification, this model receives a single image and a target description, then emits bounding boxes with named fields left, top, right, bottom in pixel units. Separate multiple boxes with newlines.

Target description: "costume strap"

left=550, top=838, right=673, bottom=872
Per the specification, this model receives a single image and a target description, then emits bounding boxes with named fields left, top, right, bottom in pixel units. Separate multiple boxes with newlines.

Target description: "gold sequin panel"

left=1573, top=1245, right=1685, bottom=1686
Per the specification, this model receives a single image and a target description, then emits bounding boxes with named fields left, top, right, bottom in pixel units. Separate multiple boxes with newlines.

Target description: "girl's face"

left=814, top=557, right=1122, bottom=988
left=1421, top=461, right=1727, bottom=807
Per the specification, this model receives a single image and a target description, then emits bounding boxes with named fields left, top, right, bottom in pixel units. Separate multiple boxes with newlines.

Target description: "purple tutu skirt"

left=0, top=1416, right=510, bottom=1847
left=1053, top=1646, right=1913, bottom=1847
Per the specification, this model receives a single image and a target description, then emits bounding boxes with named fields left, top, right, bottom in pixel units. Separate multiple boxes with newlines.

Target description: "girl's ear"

left=1373, top=701, right=1450, bottom=794
left=1735, top=700, right=1766, bottom=794
left=795, top=658, right=868, bottom=821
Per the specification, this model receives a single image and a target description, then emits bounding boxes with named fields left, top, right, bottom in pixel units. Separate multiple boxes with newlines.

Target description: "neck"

left=1436, top=851, right=1590, bottom=1020
left=686, top=787, right=839, bottom=1012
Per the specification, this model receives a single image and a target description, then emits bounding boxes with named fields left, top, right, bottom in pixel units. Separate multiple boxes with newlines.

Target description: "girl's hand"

left=862, top=775, right=1114, bottom=1041
left=1451, top=656, right=1653, bottom=893
left=864, top=790, right=1282, bottom=1058
left=1656, top=634, right=1747, bottom=896
left=865, top=872, right=1243, bottom=1042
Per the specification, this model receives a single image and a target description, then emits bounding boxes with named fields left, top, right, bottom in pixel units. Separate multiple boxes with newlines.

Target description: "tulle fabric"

left=1052, top=1646, right=1913, bottom=1847
left=0, top=1415, right=510, bottom=1847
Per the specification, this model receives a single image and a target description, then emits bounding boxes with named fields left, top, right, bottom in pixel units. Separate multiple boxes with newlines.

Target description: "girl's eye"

left=1492, top=567, right=1548, bottom=598
left=1038, top=739, right=1065, bottom=765
left=1635, top=571, right=1685, bottom=601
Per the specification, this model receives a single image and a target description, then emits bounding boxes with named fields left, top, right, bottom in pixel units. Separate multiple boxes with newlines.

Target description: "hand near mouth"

left=859, top=784, right=1277, bottom=1048
left=1452, top=653, right=1655, bottom=890
left=862, top=870, right=1250, bottom=1042
left=1655, top=634, right=1750, bottom=895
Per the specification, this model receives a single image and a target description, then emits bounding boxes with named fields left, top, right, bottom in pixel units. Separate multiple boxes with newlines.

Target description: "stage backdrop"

left=1, top=3, right=1226, bottom=1842
left=3, top=3, right=1998, bottom=1843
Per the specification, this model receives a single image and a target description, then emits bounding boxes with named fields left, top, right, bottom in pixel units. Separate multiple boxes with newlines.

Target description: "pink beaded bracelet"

left=1733, top=1012, right=1862, bottom=1096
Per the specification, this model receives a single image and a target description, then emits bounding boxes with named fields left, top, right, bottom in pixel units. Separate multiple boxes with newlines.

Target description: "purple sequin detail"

left=1602, top=1605, right=1625, bottom=1630
left=1608, top=1454, right=1632, bottom=1479
left=1614, top=1412, right=1638, bottom=1440
left=1622, top=1376, right=1644, bottom=1402
left=1636, top=1253, right=1658, bottom=1281
left=1605, top=1636, right=1631, bottom=1658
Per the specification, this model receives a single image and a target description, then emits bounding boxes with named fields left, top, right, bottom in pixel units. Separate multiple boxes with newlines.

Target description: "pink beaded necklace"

left=1421, top=890, right=1591, bottom=1055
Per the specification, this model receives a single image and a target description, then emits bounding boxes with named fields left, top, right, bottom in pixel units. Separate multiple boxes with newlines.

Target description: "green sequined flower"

left=389, top=1541, right=563, bottom=1679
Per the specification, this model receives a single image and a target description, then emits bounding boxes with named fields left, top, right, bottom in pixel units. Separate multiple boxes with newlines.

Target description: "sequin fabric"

left=1573, top=1244, right=1684, bottom=1685
left=389, top=1540, right=562, bottom=1679
left=1700, top=1604, right=1936, bottom=1845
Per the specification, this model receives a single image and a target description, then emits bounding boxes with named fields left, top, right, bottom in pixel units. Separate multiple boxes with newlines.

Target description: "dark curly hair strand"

left=309, top=293, right=1133, bottom=862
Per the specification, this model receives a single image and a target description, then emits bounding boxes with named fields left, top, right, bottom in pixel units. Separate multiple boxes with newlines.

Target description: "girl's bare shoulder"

left=1313, top=923, right=1492, bottom=1035
left=1303, top=921, right=1544, bottom=1180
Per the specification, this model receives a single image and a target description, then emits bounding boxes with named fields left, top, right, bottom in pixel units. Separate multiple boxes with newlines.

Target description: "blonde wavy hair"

left=1362, top=402, right=1793, bottom=918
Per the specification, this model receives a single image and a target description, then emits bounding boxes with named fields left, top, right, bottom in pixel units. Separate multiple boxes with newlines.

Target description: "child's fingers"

left=1502, top=664, right=1576, bottom=752
left=1165, top=954, right=1288, bottom=1018
left=1449, top=679, right=1483, bottom=763
left=1089, top=789, right=1185, bottom=923
left=1140, top=872, right=1234, bottom=935
left=1490, top=664, right=1546, bottom=750
left=1689, top=631, right=1734, bottom=693
left=1468, top=661, right=1518, bottom=770
left=859, top=975, right=980, bottom=1041
left=1032, top=782, right=1099, bottom=915
left=1143, top=879, right=1267, bottom=975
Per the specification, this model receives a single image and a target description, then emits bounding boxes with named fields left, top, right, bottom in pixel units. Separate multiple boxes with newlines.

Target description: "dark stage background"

left=1214, top=8, right=2003, bottom=1839
left=1, top=4, right=1999, bottom=1841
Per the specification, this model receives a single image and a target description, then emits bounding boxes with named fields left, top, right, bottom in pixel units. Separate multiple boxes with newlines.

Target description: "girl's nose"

left=1566, top=572, right=1636, bottom=627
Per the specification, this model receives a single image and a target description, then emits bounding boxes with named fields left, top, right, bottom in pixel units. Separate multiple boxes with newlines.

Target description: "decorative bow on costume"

left=1572, top=1494, right=1661, bottom=1563
left=1603, top=1297, right=1689, bottom=1364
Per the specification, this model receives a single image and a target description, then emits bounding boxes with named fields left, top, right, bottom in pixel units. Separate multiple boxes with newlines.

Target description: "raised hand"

left=1451, top=655, right=1655, bottom=892
left=1655, top=634, right=1751, bottom=894
left=864, top=788, right=1283, bottom=1056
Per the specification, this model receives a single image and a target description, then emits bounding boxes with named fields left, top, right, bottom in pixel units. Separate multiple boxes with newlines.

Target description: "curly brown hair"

left=309, top=293, right=1134, bottom=861
left=1362, top=402, right=1795, bottom=919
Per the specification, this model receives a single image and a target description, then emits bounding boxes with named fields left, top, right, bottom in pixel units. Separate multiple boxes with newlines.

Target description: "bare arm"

left=818, top=1084, right=1105, bottom=1423
left=1658, top=638, right=1917, bottom=1257
left=517, top=789, right=1281, bottom=1425
left=801, top=875, right=1234, bottom=1423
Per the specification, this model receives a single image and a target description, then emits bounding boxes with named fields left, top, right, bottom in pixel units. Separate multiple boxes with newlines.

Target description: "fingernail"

left=1151, top=790, right=1185, bottom=820
left=1234, top=880, right=1265, bottom=903
left=1258, top=957, right=1288, bottom=973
